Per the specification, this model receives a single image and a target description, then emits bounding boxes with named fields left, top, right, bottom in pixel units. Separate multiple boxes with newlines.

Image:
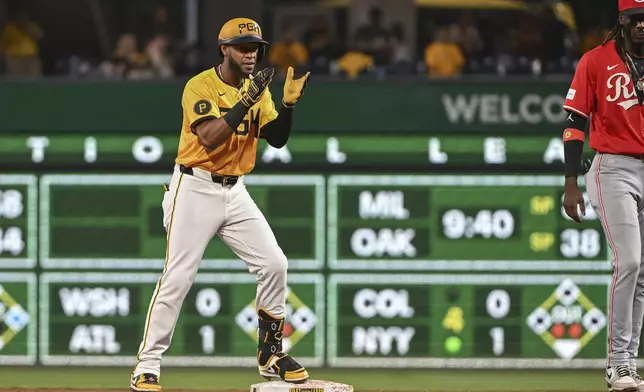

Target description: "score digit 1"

left=196, top=288, right=221, bottom=355
left=486, top=289, right=510, bottom=356
left=199, top=325, right=215, bottom=354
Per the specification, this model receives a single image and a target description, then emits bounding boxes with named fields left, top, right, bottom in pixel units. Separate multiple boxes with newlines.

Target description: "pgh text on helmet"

left=218, top=18, right=269, bottom=62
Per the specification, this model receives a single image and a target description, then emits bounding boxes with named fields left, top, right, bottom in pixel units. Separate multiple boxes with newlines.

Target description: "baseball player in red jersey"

left=563, top=1, right=644, bottom=391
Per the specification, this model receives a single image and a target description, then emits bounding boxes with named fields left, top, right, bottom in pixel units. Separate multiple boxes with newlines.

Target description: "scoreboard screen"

left=327, top=274, right=610, bottom=368
left=40, top=273, right=324, bottom=366
left=328, top=175, right=610, bottom=271
left=38, top=174, right=324, bottom=270
left=0, top=171, right=618, bottom=369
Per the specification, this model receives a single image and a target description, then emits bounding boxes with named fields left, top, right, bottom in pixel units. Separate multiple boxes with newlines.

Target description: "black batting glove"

left=240, top=68, right=275, bottom=107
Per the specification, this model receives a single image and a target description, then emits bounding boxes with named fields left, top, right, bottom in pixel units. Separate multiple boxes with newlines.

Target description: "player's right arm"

left=182, top=79, right=245, bottom=149
left=184, top=69, right=275, bottom=149
left=561, top=53, right=595, bottom=223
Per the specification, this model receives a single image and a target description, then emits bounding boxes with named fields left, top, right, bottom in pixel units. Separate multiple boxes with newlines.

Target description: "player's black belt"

left=179, top=164, right=239, bottom=187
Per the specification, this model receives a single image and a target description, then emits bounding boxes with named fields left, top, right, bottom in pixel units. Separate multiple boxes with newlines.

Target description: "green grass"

left=0, top=367, right=609, bottom=391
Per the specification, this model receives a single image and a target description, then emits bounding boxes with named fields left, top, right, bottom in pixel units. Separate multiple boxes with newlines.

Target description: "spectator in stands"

left=492, top=31, right=519, bottom=75
left=424, top=27, right=465, bottom=78
left=448, top=12, right=484, bottom=61
left=514, top=15, right=547, bottom=66
left=353, top=7, right=391, bottom=72
left=140, top=5, right=177, bottom=48
left=389, top=22, right=412, bottom=64
left=100, top=33, right=152, bottom=79
left=388, top=22, right=413, bottom=74
left=145, top=33, right=175, bottom=79
left=268, top=27, right=309, bottom=76
left=336, top=46, right=374, bottom=80
left=303, top=15, right=336, bottom=74
left=0, top=9, right=43, bottom=77
left=580, top=26, right=610, bottom=54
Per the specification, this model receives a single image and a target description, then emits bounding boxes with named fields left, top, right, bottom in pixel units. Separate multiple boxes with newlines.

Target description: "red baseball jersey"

left=563, top=41, right=644, bottom=155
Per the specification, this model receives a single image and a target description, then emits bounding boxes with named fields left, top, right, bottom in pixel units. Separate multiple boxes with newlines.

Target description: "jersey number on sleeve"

left=219, top=107, right=261, bottom=137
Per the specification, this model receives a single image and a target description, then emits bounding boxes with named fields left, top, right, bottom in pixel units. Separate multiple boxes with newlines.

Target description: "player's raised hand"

left=282, top=66, right=310, bottom=107
left=240, top=68, right=275, bottom=107
left=563, top=177, right=586, bottom=223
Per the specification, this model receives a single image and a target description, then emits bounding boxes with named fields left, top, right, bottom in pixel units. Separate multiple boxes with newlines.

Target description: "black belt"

left=179, top=165, right=238, bottom=187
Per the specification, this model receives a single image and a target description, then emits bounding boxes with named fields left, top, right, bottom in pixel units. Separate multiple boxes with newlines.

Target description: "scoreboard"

left=327, top=274, right=610, bottom=368
left=328, top=175, right=609, bottom=271
left=38, top=175, right=324, bottom=270
left=39, top=273, right=324, bottom=367
left=0, top=172, right=619, bottom=369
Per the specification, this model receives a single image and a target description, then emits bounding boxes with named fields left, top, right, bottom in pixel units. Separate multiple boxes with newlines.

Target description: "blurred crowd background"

left=0, top=0, right=614, bottom=81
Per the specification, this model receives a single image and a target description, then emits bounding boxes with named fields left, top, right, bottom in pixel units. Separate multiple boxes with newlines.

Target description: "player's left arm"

left=561, top=53, right=595, bottom=223
left=260, top=67, right=310, bottom=148
left=562, top=53, right=595, bottom=179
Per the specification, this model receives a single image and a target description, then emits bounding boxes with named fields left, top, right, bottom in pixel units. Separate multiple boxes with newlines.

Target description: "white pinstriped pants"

left=133, top=165, right=288, bottom=376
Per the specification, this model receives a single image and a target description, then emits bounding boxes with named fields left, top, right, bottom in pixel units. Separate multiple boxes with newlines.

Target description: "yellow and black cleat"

left=256, top=309, right=309, bottom=383
left=131, top=373, right=162, bottom=392
left=259, top=352, right=309, bottom=383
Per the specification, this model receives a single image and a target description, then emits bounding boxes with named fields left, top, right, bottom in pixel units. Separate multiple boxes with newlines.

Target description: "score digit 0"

left=486, top=289, right=510, bottom=356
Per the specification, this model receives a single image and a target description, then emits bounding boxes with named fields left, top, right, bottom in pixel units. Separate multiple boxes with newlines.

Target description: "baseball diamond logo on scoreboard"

left=526, top=278, right=606, bottom=359
left=0, top=284, right=30, bottom=351
left=235, top=286, right=317, bottom=352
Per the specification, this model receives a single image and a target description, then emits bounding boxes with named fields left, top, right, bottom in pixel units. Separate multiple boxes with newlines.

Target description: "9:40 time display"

left=441, top=209, right=515, bottom=240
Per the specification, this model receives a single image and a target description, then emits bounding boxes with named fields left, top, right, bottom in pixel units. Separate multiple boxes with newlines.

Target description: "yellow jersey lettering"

left=175, top=67, right=277, bottom=175
left=219, top=107, right=260, bottom=136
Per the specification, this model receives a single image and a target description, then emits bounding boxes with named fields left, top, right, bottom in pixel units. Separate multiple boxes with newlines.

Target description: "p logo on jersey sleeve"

left=194, top=100, right=213, bottom=115
left=181, top=76, right=221, bottom=134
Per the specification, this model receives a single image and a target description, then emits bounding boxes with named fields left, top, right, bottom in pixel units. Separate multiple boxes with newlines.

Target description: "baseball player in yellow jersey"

left=130, top=17, right=310, bottom=392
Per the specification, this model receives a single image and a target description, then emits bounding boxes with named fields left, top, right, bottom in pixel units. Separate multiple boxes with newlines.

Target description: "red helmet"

left=620, top=0, right=644, bottom=15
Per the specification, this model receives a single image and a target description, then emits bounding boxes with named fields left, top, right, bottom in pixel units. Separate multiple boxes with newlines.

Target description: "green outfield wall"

left=0, top=78, right=571, bottom=133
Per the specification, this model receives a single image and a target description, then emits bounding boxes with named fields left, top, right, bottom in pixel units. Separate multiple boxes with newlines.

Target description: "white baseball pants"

left=133, top=164, right=288, bottom=376
left=585, top=153, right=644, bottom=369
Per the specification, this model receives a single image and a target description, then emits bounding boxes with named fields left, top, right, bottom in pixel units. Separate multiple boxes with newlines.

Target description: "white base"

left=250, top=380, right=354, bottom=392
